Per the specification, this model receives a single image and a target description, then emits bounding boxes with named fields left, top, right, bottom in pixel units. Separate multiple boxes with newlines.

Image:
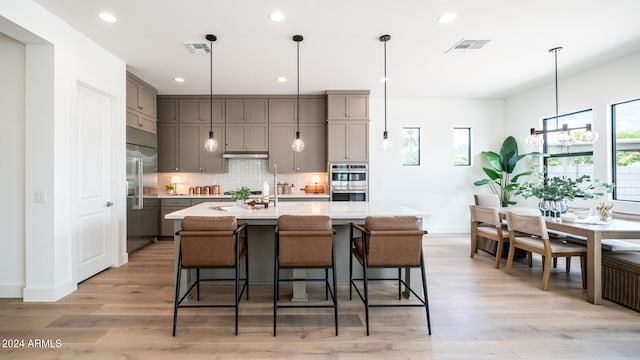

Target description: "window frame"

left=542, top=109, right=594, bottom=180
left=611, top=97, right=640, bottom=202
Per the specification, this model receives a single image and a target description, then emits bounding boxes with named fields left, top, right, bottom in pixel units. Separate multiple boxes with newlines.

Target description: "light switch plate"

left=33, top=191, right=46, bottom=203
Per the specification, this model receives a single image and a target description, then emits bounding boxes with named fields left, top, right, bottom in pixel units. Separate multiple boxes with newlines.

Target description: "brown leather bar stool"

left=172, top=216, right=248, bottom=336
left=273, top=215, right=337, bottom=336
left=350, top=216, right=431, bottom=335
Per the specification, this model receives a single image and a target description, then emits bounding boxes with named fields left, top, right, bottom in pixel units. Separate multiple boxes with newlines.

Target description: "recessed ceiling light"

left=277, top=76, right=287, bottom=83
left=98, top=12, right=117, bottom=23
left=174, top=77, right=185, bottom=83
left=438, top=13, right=456, bottom=24
left=270, top=11, right=285, bottom=22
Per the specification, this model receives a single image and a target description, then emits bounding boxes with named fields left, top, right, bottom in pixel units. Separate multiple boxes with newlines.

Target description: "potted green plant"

left=515, top=174, right=614, bottom=217
left=229, top=186, right=251, bottom=206
left=474, top=136, right=540, bottom=207
left=516, top=174, right=614, bottom=201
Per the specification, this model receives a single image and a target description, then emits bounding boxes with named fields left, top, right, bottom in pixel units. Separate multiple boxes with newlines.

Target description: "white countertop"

left=157, top=193, right=329, bottom=199
left=164, top=201, right=428, bottom=224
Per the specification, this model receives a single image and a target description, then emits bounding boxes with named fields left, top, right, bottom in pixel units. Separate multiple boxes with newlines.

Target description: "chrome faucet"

left=273, top=164, right=279, bottom=207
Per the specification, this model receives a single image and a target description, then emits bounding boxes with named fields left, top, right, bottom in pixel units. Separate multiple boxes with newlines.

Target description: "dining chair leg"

left=553, top=257, right=558, bottom=268
left=495, top=240, right=504, bottom=269
left=470, top=228, right=478, bottom=258
left=363, top=257, right=370, bottom=336
left=542, top=255, right=552, bottom=291
left=397, top=268, right=402, bottom=300
left=565, top=256, right=571, bottom=272
left=172, top=256, right=182, bottom=337
left=505, top=242, right=516, bottom=274
left=420, top=253, right=432, bottom=336
left=528, top=252, right=533, bottom=268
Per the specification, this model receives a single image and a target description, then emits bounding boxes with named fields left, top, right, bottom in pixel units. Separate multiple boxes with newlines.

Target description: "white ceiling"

left=33, top=0, right=640, bottom=98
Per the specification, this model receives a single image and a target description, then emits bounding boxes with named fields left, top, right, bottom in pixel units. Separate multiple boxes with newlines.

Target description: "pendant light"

left=204, top=34, right=219, bottom=152
left=549, top=46, right=575, bottom=146
left=291, top=35, right=305, bottom=152
left=379, top=34, right=392, bottom=150
left=580, top=123, right=599, bottom=143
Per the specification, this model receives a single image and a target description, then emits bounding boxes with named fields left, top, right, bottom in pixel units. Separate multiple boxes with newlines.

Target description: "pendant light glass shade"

left=204, top=131, right=218, bottom=152
left=580, top=123, right=599, bottom=143
left=379, top=34, right=391, bottom=151
left=291, top=35, right=304, bottom=153
left=525, top=128, right=544, bottom=146
left=204, top=34, right=218, bottom=152
left=557, top=123, right=576, bottom=146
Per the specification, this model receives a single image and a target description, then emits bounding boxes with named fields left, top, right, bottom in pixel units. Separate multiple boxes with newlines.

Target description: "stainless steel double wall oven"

left=329, top=163, right=368, bottom=201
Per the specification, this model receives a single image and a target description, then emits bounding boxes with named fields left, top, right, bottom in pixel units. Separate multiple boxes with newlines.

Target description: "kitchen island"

left=166, top=201, right=429, bottom=300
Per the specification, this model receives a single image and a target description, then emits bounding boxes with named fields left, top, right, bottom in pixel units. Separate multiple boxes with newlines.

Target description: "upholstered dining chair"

left=474, top=193, right=501, bottom=207
left=469, top=205, right=508, bottom=268
left=349, top=216, right=431, bottom=336
left=172, top=216, right=248, bottom=336
left=505, top=212, right=587, bottom=291
left=273, top=215, right=338, bottom=336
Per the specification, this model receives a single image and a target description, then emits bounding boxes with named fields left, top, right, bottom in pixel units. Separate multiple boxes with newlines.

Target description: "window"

left=612, top=98, right=640, bottom=202
left=542, top=109, right=594, bottom=180
left=402, top=127, right=420, bottom=166
left=453, top=127, right=471, bottom=166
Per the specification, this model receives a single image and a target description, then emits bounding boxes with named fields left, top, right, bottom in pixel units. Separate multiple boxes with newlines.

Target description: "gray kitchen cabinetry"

left=225, top=99, right=267, bottom=123
left=327, top=121, right=369, bottom=162
left=157, top=99, right=178, bottom=123
left=126, top=73, right=158, bottom=134
left=160, top=198, right=191, bottom=237
left=269, top=98, right=326, bottom=123
left=225, top=98, right=268, bottom=152
left=157, top=123, right=179, bottom=172
left=179, top=124, right=225, bottom=172
left=326, top=90, right=369, bottom=162
left=179, top=99, right=224, bottom=124
left=269, top=124, right=326, bottom=172
left=326, top=90, right=369, bottom=120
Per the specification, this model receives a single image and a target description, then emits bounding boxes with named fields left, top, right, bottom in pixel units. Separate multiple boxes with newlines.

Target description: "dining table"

left=501, top=207, right=640, bottom=304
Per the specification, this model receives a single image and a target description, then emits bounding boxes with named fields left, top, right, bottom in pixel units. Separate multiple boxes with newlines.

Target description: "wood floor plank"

left=1, top=234, right=639, bottom=359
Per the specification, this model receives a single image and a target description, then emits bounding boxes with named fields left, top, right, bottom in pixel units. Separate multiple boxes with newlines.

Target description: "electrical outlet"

left=33, top=191, right=46, bottom=204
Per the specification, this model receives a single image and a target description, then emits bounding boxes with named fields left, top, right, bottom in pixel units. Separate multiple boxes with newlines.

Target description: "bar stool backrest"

left=180, top=216, right=239, bottom=267
left=363, top=216, right=424, bottom=266
left=277, top=215, right=333, bottom=267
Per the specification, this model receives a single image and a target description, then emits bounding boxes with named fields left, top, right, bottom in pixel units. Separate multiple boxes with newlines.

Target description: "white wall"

left=368, top=97, right=505, bottom=233
left=0, top=32, right=25, bottom=297
left=0, top=1, right=127, bottom=301
left=504, top=50, right=640, bottom=214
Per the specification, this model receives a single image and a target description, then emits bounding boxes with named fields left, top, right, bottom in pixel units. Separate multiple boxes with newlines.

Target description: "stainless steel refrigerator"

left=127, top=128, right=159, bottom=253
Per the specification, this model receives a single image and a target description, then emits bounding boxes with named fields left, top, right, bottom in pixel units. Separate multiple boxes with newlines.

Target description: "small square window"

left=454, top=127, right=471, bottom=166
left=402, top=127, right=420, bottom=166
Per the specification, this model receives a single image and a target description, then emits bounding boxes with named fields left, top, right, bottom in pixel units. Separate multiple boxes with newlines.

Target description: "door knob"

left=106, top=201, right=114, bottom=207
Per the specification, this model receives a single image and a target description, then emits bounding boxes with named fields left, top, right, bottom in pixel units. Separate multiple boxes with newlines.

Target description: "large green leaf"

left=481, top=151, right=503, bottom=172
left=482, top=167, right=502, bottom=181
left=501, top=136, right=519, bottom=173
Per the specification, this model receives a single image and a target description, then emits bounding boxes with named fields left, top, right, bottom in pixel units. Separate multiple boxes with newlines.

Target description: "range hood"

left=222, top=152, right=268, bottom=159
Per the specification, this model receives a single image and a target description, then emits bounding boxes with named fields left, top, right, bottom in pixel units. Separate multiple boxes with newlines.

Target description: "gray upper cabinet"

left=326, top=90, right=369, bottom=163
left=269, top=99, right=296, bottom=122
left=327, top=121, right=369, bottom=162
left=179, top=99, right=224, bottom=124
left=269, top=122, right=326, bottom=172
left=126, top=73, right=157, bottom=134
left=226, top=123, right=268, bottom=152
left=269, top=98, right=326, bottom=123
left=300, top=98, right=326, bottom=123
left=157, top=123, right=179, bottom=172
left=157, top=99, right=178, bottom=123
left=225, top=98, right=268, bottom=151
left=326, top=91, right=369, bottom=120
left=226, top=99, right=268, bottom=123
left=179, top=124, right=225, bottom=172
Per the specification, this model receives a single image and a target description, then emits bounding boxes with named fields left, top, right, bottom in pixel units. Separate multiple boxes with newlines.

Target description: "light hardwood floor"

left=1, top=234, right=639, bottom=359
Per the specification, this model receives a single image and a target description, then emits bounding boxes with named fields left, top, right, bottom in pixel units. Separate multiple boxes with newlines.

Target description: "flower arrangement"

left=596, top=202, right=613, bottom=222
left=515, top=174, right=614, bottom=201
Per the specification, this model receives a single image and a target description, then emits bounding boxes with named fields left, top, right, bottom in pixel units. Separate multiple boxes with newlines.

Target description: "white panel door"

left=76, top=84, right=114, bottom=281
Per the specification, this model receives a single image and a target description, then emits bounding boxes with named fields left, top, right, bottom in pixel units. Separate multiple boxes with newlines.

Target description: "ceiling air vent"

left=445, top=39, right=491, bottom=54
left=184, top=42, right=211, bottom=54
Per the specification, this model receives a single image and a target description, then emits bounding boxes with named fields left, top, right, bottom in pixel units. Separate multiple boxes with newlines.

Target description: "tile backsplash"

left=158, top=159, right=327, bottom=195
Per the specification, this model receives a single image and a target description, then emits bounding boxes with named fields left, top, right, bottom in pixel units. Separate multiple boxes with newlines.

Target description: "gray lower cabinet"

left=327, top=120, right=369, bottom=162
left=157, top=123, right=179, bottom=172
left=269, top=123, right=326, bottom=172
left=160, top=198, right=192, bottom=237
left=160, top=198, right=222, bottom=236
left=179, top=124, right=225, bottom=172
